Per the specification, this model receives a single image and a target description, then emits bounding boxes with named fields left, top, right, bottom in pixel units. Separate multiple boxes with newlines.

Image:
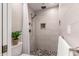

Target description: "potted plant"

left=12, top=31, right=21, bottom=45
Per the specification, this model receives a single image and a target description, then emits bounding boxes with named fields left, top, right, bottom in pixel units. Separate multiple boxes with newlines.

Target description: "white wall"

left=12, top=3, right=22, bottom=32
left=59, top=3, right=79, bottom=48
left=33, top=7, right=59, bottom=52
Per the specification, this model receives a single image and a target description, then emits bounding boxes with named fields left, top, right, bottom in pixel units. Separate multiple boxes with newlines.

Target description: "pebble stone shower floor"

left=30, top=48, right=57, bottom=56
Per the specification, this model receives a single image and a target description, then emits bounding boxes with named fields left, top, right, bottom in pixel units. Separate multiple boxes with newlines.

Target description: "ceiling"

left=28, top=3, right=59, bottom=11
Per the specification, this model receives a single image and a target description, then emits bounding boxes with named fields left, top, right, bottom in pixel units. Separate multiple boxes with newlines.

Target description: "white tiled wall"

left=33, top=7, right=59, bottom=52
left=28, top=6, right=36, bottom=51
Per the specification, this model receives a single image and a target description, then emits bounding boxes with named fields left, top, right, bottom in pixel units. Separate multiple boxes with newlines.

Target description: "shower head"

left=41, top=3, right=46, bottom=9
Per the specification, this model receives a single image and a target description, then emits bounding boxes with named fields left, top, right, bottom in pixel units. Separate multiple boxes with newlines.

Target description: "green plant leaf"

left=12, top=31, right=21, bottom=40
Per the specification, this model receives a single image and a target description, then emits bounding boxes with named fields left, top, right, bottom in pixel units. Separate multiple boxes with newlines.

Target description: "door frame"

left=2, top=3, right=12, bottom=56
left=0, top=3, right=2, bottom=56
left=7, top=3, right=12, bottom=56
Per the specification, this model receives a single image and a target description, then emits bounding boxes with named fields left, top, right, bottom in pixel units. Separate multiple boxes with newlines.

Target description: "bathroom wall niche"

left=40, top=23, right=46, bottom=29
